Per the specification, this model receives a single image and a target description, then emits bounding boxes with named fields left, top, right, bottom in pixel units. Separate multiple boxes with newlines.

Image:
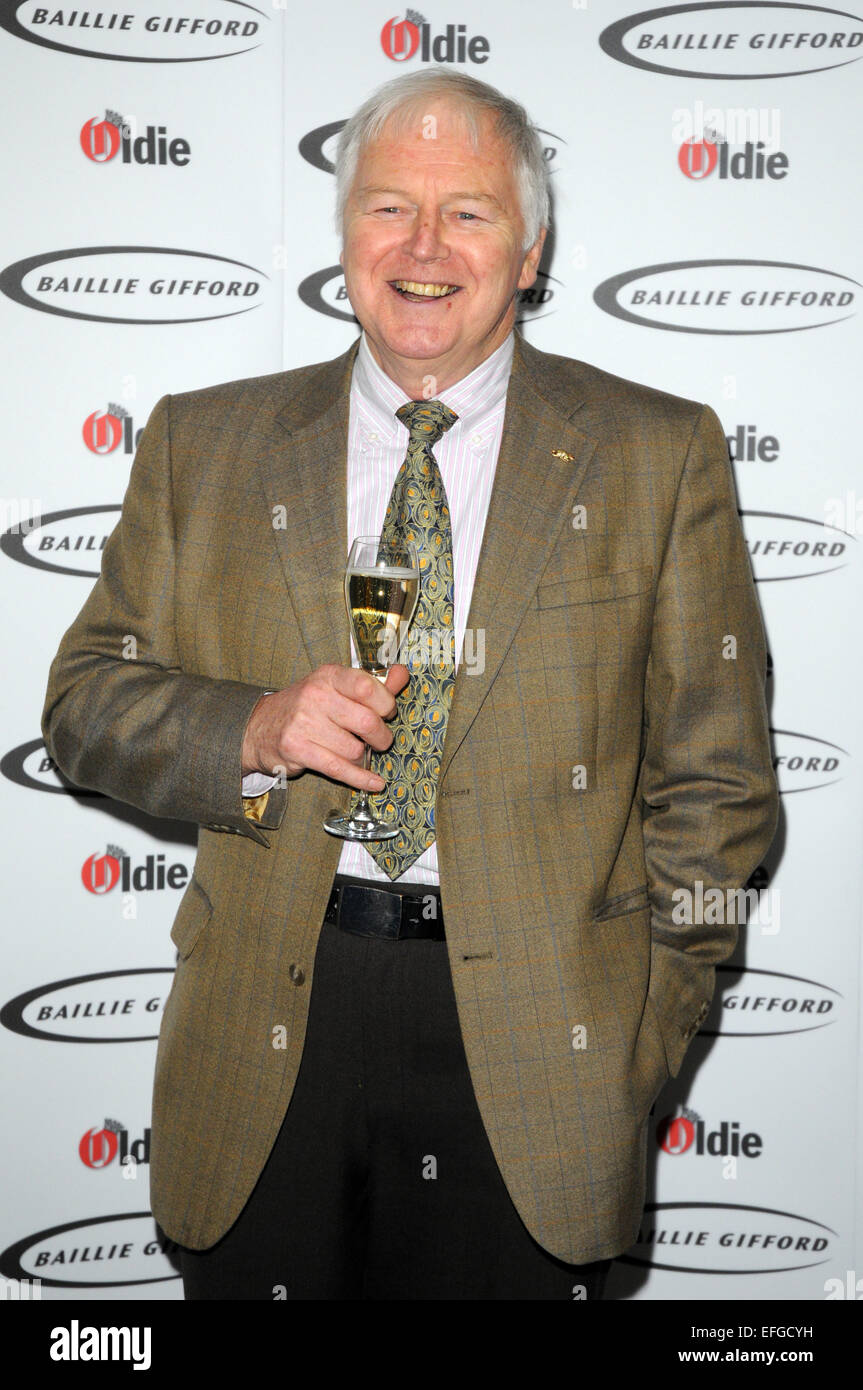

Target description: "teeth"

left=394, top=280, right=458, bottom=297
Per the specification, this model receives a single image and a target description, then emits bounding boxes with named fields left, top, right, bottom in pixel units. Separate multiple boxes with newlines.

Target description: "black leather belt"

left=324, top=874, right=445, bottom=941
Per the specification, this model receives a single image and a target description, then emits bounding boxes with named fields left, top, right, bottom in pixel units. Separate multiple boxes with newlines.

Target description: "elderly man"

left=41, top=68, right=778, bottom=1301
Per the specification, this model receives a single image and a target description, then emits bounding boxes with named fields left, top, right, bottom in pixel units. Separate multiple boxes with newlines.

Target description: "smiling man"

left=42, top=68, right=778, bottom=1301
left=337, top=96, right=544, bottom=395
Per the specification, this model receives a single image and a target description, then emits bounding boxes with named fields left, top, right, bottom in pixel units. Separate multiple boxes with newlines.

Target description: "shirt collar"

left=352, top=330, right=514, bottom=440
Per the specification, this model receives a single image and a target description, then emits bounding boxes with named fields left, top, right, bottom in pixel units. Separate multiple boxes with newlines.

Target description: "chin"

left=380, top=323, right=460, bottom=361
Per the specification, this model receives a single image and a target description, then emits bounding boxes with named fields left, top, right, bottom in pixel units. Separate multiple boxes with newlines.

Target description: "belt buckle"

left=339, top=883, right=402, bottom=940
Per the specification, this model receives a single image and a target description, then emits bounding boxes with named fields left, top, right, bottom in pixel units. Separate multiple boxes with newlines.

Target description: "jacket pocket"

left=592, top=883, right=650, bottom=922
left=534, top=566, right=651, bottom=611
left=169, top=875, right=213, bottom=960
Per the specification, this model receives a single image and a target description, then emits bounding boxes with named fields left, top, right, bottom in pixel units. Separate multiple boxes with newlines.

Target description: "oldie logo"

left=80, top=111, right=190, bottom=166
left=380, top=10, right=490, bottom=63
left=600, top=3, right=863, bottom=80
left=79, top=1121, right=150, bottom=1169
left=81, top=845, right=190, bottom=895
left=82, top=404, right=143, bottom=455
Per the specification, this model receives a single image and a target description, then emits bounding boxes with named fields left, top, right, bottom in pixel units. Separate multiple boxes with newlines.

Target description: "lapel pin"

left=551, top=448, right=574, bottom=462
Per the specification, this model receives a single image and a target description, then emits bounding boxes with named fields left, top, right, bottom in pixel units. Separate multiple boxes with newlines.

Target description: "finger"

left=332, top=665, right=399, bottom=718
left=324, top=691, right=395, bottom=752
left=299, top=737, right=387, bottom=792
left=286, top=716, right=369, bottom=767
left=383, top=662, right=410, bottom=696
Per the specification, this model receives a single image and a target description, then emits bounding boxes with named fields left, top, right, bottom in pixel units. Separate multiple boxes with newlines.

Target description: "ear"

left=517, top=226, right=547, bottom=290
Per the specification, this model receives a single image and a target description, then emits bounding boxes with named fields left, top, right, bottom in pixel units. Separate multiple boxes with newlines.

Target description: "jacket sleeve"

left=639, top=403, right=779, bottom=1077
left=40, top=394, right=287, bottom=847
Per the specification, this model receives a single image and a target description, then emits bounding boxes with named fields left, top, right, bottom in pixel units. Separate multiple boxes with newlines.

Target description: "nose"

left=403, top=207, right=449, bottom=263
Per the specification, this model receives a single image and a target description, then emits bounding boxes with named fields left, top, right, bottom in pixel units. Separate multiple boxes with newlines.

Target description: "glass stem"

left=351, top=744, right=375, bottom=823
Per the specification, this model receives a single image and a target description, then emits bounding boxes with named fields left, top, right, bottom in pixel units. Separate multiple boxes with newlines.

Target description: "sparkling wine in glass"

left=323, top=535, right=419, bottom=841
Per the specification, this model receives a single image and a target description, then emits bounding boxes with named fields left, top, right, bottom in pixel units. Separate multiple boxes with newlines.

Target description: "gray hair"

left=334, top=68, right=550, bottom=253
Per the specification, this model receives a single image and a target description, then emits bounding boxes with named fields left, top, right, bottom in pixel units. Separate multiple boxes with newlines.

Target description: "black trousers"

left=179, top=917, right=612, bottom=1300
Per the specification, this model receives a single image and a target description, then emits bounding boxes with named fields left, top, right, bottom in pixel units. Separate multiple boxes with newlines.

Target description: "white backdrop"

left=1, top=0, right=861, bottom=1301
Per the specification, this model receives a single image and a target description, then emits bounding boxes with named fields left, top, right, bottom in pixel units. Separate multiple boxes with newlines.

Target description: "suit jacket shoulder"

left=160, top=343, right=360, bottom=436
left=512, top=333, right=710, bottom=440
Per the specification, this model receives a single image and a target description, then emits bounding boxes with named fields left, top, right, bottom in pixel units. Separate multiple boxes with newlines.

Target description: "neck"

left=364, top=324, right=514, bottom=399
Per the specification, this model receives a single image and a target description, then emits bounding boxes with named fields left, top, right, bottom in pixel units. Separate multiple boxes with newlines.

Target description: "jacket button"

left=288, top=964, right=305, bottom=986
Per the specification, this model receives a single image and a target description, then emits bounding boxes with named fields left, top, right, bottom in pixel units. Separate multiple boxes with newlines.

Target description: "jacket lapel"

left=440, top=334, right=598, bottom=780
left=255, top=331, right=598, bottom=774
left=256, top=341, right=360, bottom=673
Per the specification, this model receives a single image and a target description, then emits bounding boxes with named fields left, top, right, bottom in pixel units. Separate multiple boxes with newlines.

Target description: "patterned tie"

left=359, top=398, right=459, bottom=878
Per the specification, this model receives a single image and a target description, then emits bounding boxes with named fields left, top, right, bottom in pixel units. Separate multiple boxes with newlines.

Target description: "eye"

left=456, top=211, right=478, bottom=221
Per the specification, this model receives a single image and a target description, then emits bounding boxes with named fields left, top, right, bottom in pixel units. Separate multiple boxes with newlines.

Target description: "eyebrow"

left=357, top=186, right=504, bottom=209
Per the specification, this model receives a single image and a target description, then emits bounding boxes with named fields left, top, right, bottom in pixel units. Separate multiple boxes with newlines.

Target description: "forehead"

left=351, top=101, right=520, bottom=209
left=356, top=100, right=507, bottom=175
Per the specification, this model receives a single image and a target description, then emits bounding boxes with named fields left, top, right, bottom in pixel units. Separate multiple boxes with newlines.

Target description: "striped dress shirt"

left=243, top=328, right=515, bottom=887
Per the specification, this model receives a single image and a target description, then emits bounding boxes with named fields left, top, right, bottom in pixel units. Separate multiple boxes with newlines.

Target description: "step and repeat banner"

left=1, top=1, right=861, bottom=1302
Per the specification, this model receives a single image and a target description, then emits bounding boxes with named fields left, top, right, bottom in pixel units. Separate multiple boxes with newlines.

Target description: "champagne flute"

left=323, top=535, right=419, bottom=840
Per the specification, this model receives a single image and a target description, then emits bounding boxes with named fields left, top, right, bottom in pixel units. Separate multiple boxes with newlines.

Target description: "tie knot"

left=395, top=398, right=459, bottom=447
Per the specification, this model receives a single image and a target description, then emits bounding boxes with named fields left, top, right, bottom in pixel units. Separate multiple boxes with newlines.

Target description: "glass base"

left=323, top=810, right=400, bottom=842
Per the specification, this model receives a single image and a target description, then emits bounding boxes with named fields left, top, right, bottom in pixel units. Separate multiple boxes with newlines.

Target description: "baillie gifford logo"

left=0, top=1, right=268, bottom=62
left=0, top=246, right=267, bottom=325
left=380, top=9, right=490, bottom=63
left=599, top=4, right=863, bottom=80
left=80, top=111, right=190, bottom=167
left=594, top=259, right=859, bottom=334
left=298, top=263, right=561, bottom=324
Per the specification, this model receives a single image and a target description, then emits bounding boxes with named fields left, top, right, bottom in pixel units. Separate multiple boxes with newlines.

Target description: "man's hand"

left=241, top=664, right=409, bottom=792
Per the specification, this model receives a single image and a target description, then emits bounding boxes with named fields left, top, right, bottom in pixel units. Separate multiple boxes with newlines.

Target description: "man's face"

left=340, top=101, right=546, bottom=393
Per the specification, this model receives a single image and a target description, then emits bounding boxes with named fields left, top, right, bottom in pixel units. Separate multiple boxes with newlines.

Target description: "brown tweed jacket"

left=41, top=330, right=778, bottom=1264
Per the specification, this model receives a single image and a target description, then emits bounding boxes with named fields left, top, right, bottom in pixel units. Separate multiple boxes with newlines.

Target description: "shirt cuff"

left=242, top=771, right=279, bottom=795
left=241, top=691, right=278, bottom=795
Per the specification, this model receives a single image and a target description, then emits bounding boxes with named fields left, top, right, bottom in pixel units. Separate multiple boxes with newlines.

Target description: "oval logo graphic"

left=707, top=965, right=841, bottom=1036
left=298, top=122, right=564, bottom=175
left=1, top=504, right=119, bottom=577
left=0, top=1212, right=179, bottom=1288
left=600, top=3, right=863, bottom=80
left=0, top=0, right=267, bottom=62
left=771, top=729, right=847, bottom=793
left=1, top=969, right=172, bottom=1043
left=0, top=737, right=104, bottom=797
left=0, top=247, right=267, bottom=325
left=594, top=259, right=858, bottom=334
left=298, top=265, right=561, bottom=323
left=298, top=119, right=346, bottom=174
left=623, top=1202, right=836, bottom=1274
left=741, top=510, right=854, bottom=580
left=298, top=265, right=357, bottom=323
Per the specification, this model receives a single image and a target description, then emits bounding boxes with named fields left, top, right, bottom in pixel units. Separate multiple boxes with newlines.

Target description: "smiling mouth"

left=391, top=280, right=461, bottom=300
